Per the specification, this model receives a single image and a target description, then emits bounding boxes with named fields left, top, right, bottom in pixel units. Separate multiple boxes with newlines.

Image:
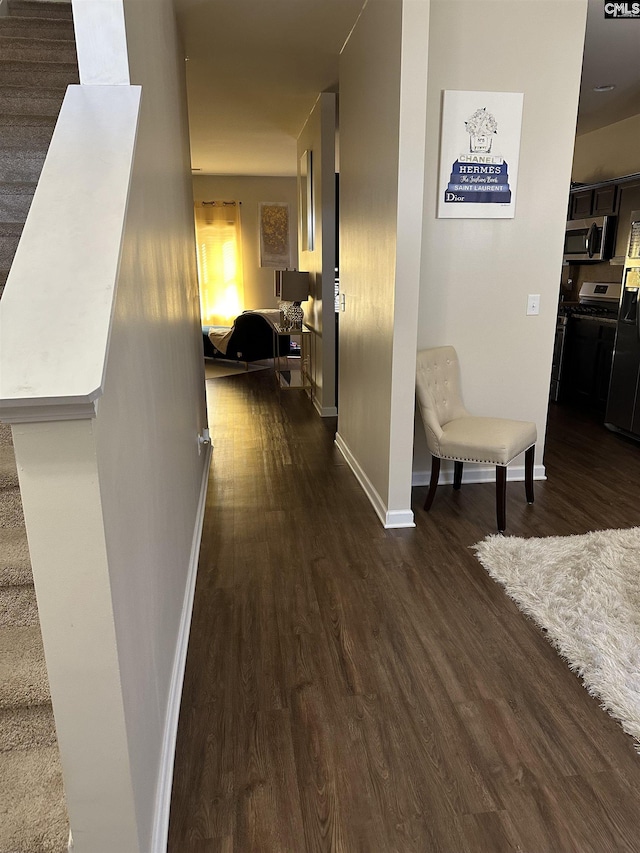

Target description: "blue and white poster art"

left=438, top=90, right=524, bottom=219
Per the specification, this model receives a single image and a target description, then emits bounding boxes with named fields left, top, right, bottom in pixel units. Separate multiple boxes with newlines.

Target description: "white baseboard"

left=151, top=445, right=212, bottom=852
left=312, top=396, right=337, bottom=418
left=384, top=509, right=416, bottom=528
left=411, top=462, right=546, bottom=487
left=335, top=432, right=415, bottom=529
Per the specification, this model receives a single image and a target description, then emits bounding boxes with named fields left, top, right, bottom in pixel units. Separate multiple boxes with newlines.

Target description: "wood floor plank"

left=168, top=374, right=640, bottom=852
left=550, top=772, right=640, bottom=853
left=187, top=705, right=235, bottom=842
left=460, top=810, right=525, bottom=853
left=234, top=709, right=305, bottom=852
left=289, top=682, right=352, bottom=853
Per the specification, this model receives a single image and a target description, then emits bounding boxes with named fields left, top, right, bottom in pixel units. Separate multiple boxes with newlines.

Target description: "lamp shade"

left=275, top=270, right=309, bottom=302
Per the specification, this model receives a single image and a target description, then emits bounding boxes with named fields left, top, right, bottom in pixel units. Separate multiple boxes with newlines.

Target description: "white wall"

left=337, top=0, right=429, bottom=527
left=297, top=93, right=337, bottom=416
left=572, top=112, right=640, bottom=183
left=415, top=0, right=587, bottom=482
left=71, top=0, right=129, bottom=85
left=192, top=174, right=298, bottom=311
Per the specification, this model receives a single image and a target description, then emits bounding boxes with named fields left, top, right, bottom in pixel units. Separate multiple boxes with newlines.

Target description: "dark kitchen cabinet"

left=595, top=324, right=616, bottom=408
left=563, top=318, right=615, bottom=411
left=569, top=185, right=617, bottom=220
left=593, top=185, right=617, bottom=216
left=569, top=189, right=593, bottom=219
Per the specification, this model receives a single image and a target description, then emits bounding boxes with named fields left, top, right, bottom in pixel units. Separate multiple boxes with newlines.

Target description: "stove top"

left=559, top=281, right=621, bottom=320
left=560, top=304, right=617, bottom=318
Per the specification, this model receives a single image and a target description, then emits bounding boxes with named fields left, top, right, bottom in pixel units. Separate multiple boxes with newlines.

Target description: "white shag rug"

left=473, top=526, right=640, bottom=747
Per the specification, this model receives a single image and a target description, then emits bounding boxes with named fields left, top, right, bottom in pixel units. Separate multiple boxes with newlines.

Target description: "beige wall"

left=96, top=0, right=208, bottom=846
left=415, top=0, right=587, bottom=481
left=193, top=174, right=298, bottom=312
left=338, top=0, right=401, bottom=516
left=572, top=112, right=640, bottom=184
left=297, top=93, right=337, bottom=416
left=338, top=0, right=429, bottom=526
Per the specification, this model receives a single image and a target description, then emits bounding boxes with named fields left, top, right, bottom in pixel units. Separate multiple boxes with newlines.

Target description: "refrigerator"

left=605, top=211, right=640, bottom=438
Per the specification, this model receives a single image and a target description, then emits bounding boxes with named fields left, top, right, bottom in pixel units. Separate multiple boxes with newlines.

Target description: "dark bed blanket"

left=202, top=312, right=289, bottom=362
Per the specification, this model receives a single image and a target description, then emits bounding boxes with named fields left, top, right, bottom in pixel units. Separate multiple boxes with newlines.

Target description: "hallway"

left=169, top=369, right=640, bottom=852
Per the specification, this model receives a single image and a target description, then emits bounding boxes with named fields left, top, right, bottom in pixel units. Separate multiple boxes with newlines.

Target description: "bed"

left=203, top=309, right=290, bottom=363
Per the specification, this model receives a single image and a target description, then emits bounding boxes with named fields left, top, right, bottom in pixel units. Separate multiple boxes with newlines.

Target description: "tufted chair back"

left=415, top=346, right=469, bottom=456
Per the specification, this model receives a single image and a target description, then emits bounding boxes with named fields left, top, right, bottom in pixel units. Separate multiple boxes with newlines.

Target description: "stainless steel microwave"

left=563, top=216, right=614, bottom=263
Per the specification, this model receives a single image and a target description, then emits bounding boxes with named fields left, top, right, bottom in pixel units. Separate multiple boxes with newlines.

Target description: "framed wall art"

left=299, top=149, right=314, bottom=252
left=437, top=90, right=524, bottom=219
left=259, top=201, right=291, bottom=268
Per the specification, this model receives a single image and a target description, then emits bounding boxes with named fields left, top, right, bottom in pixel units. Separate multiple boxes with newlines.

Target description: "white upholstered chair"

left=415, top=346, right=537, bottom=532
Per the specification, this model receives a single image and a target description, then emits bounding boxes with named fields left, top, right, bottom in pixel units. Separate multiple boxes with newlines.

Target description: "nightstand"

left=272, top=324, right=311, bottom=399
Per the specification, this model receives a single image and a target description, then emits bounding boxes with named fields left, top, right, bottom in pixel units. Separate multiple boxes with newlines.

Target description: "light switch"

left=527, top=294, right=540, bottom=316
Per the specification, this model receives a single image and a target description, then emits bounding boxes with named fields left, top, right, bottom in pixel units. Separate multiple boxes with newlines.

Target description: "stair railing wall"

left=0, top=83, right=209, bottom=853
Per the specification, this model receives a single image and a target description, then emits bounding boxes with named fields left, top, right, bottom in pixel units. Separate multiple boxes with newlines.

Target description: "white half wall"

left=11, top=418, right=140, bottom=851
left=2, top=0, right=209, bottom=848
left=415, top=0, right=588, bottom=481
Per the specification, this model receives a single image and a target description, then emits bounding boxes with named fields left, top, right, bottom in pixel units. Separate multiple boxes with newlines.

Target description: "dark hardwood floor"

left=168, top=371, right=640, bottom=853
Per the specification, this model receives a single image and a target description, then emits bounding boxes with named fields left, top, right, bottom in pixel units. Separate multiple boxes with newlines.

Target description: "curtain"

left=194, top=201, right=244, bottom=326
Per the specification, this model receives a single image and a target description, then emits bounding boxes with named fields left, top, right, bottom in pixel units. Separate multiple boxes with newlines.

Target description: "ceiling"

left=174, top=0, right=640, bottom=178
left=577, top=0, right=640, bottom=135
left=175, top=0, right=364, bottom=177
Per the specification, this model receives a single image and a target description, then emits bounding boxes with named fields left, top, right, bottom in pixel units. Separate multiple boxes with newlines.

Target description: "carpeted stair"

left=0, top=1, right=78, bottom=850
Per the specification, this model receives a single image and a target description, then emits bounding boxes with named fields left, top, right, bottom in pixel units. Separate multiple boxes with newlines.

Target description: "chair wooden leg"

left=424, top=456, right=441, bottom=511
left=453, top=461, right=463, bottom=491
left=525, top=445, right=535, bottom=504
left=496, top=465, right=507, bottom=532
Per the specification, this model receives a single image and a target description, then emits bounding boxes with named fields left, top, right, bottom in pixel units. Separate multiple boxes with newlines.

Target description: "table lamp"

left=274, top=270, right=309, bottom=329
